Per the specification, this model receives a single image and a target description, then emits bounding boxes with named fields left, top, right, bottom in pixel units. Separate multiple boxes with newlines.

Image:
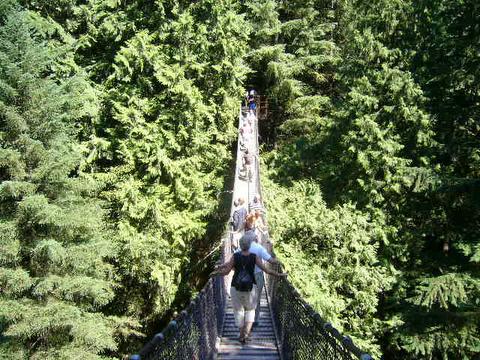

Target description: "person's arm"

left=256, top=219, right=267, bottom=234
left=255, top=256, right=287, bottom=277
left=211, top=256, right=234, bottom=276
left=259, top=245, right=282, bottom=267
left=268, top=256, right=283, bottom=267
left=259, top=244, right=275, bottom=264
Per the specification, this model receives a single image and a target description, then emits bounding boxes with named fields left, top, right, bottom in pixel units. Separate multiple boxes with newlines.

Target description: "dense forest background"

left=0, top=0, right=478, bottom=359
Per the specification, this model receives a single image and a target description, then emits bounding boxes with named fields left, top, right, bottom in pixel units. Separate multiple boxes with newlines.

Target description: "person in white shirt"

left=211, top=234, right=286, bottom=343
left=231, top=197, right=247, bottom=250
left=249, top=194, right=264, bottom=214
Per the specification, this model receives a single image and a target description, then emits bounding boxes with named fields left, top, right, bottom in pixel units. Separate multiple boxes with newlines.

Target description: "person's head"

left=238, top=197, right=245, bottom=206
left=253, top=194, right=261, bottom=203
left=245, top=148, right=249, bottom=154
left=239, top=233, right=253, bottom=251
left=244, top=228, right=259, bottom=243
left=250, top=89, right=255, bottom=96
left=245, top=213, right=256, bottom=229
left=233, top=199, right=239, bottom=207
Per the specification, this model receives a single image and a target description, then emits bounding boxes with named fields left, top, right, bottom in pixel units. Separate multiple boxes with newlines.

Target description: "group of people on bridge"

left=238, top=94, right=256, bottom=181
left=210, top=92, right=287, bottom=345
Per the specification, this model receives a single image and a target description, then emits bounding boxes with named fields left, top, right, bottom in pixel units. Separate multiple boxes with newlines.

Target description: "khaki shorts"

left=231, top=286, right=257, bottom=327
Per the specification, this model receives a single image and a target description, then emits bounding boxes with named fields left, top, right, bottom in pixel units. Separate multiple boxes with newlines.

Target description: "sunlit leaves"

left=0, top=7, right=125, bottom=358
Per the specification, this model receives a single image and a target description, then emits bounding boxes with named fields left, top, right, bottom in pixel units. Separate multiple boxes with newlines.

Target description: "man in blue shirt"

left=240, top=230, right=282, bottom=325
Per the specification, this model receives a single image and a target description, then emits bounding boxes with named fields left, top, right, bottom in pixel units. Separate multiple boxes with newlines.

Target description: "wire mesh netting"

left=131, top=233, right=232, bottom=360
left=264, top=263, right=371, bottom=360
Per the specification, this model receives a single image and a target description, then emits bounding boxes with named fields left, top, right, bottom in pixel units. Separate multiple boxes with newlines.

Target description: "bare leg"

left=254, top=272, right=265, bottom=323
left=239, top=326, right=246, bottom=343
left=243, top=321, right=253, bottom=341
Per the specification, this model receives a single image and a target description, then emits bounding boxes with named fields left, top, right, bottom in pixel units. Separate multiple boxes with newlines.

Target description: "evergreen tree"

left=3, top=0, right=477, bottom=358
left=0, top=7, right=131, bottom=359
left=262, top=175, right=393, bottom=357
left=259, top=1, right=480, bottom=359
left=98, top=0, right=249, bottom=332
left=18, top=0, right=250, bottom=352
left=379, top=1, right=480, bottom=358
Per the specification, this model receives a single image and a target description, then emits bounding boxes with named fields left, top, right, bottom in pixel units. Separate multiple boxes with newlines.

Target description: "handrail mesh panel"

left=265, top=264, right=366, bottom=360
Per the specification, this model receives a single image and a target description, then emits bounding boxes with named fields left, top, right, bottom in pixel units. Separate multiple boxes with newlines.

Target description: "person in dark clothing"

left=248, top=90, right=256, bottom=115
left=232, top=197, right=247, bottom=232
left=211, top=235, right=287, bottom=343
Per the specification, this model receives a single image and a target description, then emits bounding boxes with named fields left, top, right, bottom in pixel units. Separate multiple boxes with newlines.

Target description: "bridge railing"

left=251, top=107, right=372, bottom=360
left=264, top=266, right=373, bottom=360
left=130, top=275, right=225, bottom=360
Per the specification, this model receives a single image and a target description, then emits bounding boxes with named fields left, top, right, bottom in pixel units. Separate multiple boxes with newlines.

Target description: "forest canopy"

left=0, top=1, right=478, bottom=359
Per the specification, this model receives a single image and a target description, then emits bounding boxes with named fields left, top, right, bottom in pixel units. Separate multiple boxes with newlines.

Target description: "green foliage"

left=262, top=172, right=393, bottom=356
left=9, top=0, right=251, bottom=355
left=0, top=6, right=135, bottom=358
left=2, top=0, right=477, bottom=358
left=251, top=0, right=480, bottom=359
left=89, top=1, right=249, bottom=340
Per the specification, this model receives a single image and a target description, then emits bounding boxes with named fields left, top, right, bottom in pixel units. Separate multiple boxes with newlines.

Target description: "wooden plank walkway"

left=217, top=290, right=280, bottom=360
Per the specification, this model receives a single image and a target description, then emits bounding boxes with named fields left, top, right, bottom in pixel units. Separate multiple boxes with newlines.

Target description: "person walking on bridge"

left=240, top=118, right=253, bottom=144
left=244, top=211, right=266, bottom=241
left=248, top=89, right=256, bottom=116
left=241, top=230, right=281, bottom=326
left=240, top=148, right=255, bottom=181
left=249, top=194, right=264, bottom=214
left=231, top=197, right=247, bottom=250
left=211, top=234, right=286, bottom=344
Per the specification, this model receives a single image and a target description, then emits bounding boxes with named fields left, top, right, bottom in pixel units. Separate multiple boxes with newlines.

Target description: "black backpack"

left=233, top=253, right=255, bottom=292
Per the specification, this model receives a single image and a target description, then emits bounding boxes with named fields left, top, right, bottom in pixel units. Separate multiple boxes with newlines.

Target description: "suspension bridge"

left=130, top=105, right=373, bottom=360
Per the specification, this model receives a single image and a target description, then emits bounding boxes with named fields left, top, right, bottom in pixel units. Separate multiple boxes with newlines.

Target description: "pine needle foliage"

left=0, top=6, right=132, bottom=359
left=2, top=0, right=477, bottom=358
left=248, top=0, right=480, bottom=359
left=262, top=174, right=393, bottom=357
left=18, top=0, right=251, bottom=354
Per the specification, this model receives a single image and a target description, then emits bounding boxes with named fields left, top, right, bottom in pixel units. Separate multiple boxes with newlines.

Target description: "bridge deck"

left=218, top=290, right=280, bottom=360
